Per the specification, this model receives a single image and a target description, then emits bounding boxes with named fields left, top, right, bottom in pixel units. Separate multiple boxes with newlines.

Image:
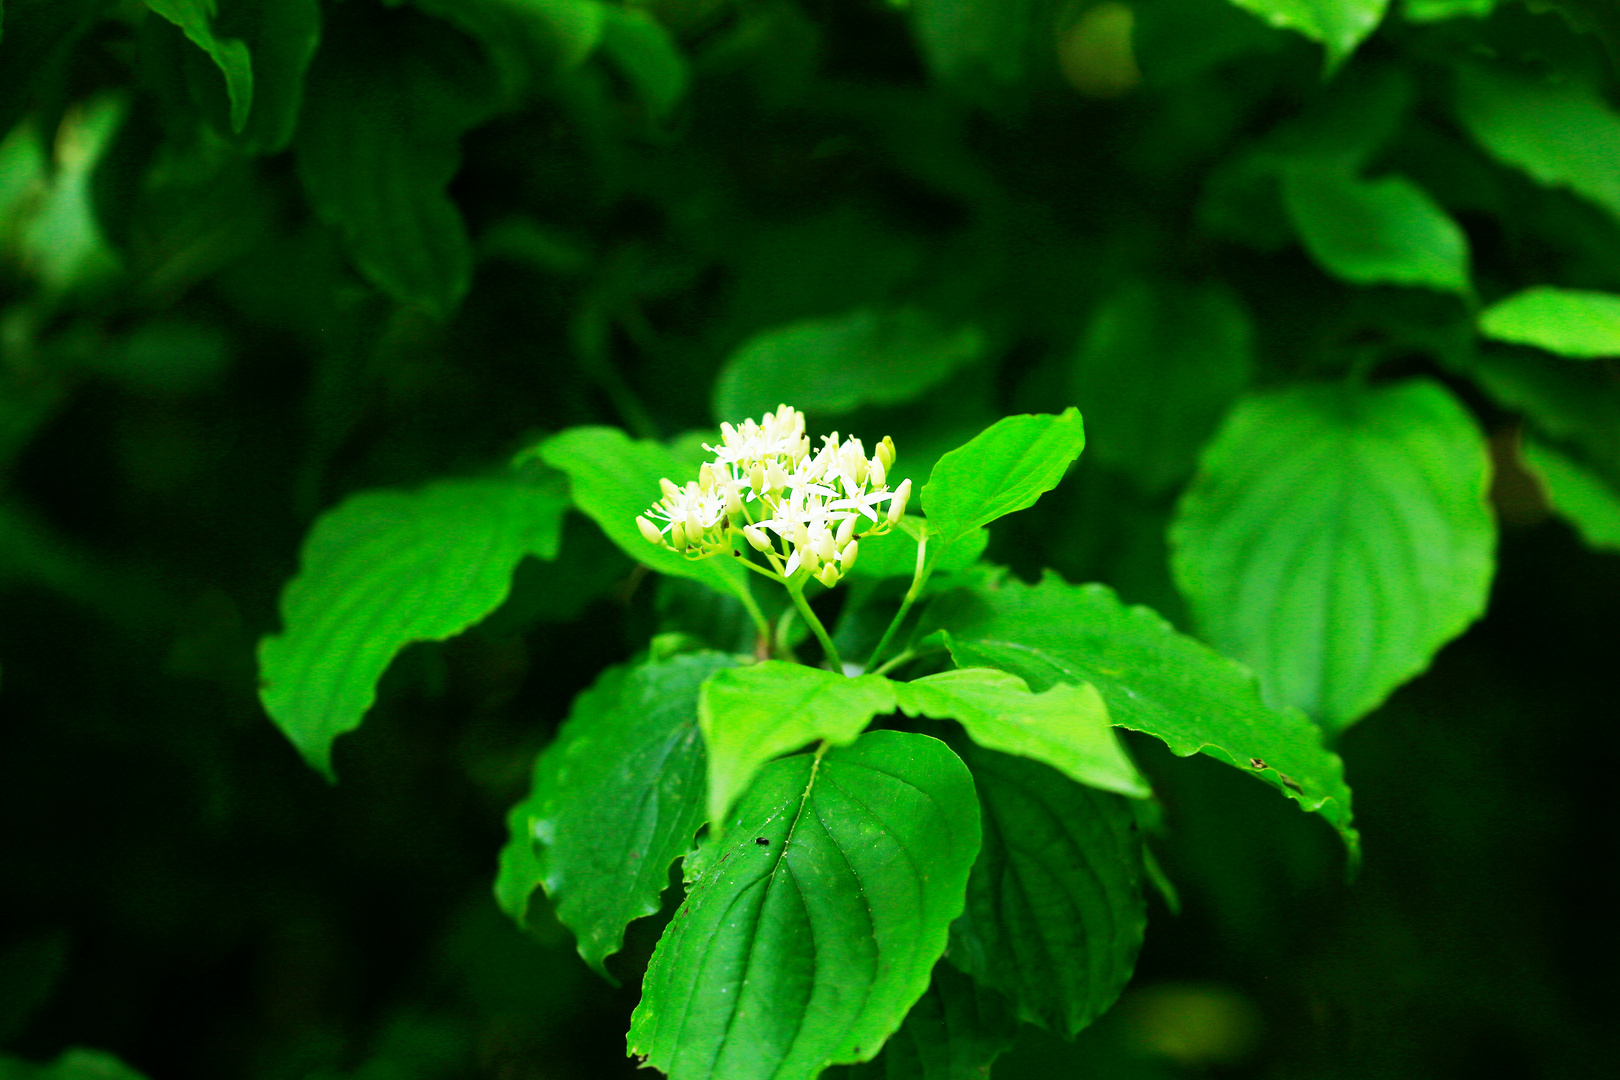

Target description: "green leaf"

left=850, top=516, right=988, bottom=582
left=1171, top=380, right=1495, bottom=730
left=1223, top=0, right=1390, bottom=68
left=410, top=0, right=607, bottom=94
left=700, top=661, right=899, bottom=824
left=295, top=6, right=498, bottom=314
left=1455, top=64, right=1620, bottom=223
left=713, top=308, right=987, bottom=424
left=921, top=409, right=1086, bottom=551
left=946, top=741, right=1145, bottom=1037
left=909, top=0, right=1041, bottom=100
left=629, top=730, right=982, bottom=1080
left=1520, top=437, right=1620, bottom=552
left=538, top=426, right=756, bottom=613
left=146, top=1, right=253, bottom=132
left=894, top=668, right=1150, bottom=798
left=1070, top=279, right=1256, bottom=493
left=598, top=5, right=687, bottom=119
left=1281, top=166, right=1471, bottom=293
left=1403, top=0, right=1496, bottom=21
left=215, top=0, right=321, bottom=153
left=1479, top=287, right=1620, bottom=359
left=938, top=572, right=1358, bottom=854
left=838, top=962, right=1016, bottom=1080
left=496, top=652, right=738, bottom=975
left=0, top=1048, right=152, bottom=1080
left=258, top=477, right=566, bottom=778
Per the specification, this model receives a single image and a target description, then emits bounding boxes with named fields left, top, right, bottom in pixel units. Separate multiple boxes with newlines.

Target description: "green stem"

left=863, top=532, right=932, bottom=674
left=786, top=579, right=844, bottom=673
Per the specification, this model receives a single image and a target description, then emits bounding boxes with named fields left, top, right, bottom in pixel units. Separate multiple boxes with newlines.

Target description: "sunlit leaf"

left=938, top=572, right=1358, bottom=854
left=258, top=477, right=566, bottom=778
left=894, top=667, right=1150, bottom=798
left=598, top=5, right=686, bottom=119
left=946, top=741, right=1145, bottom=1036
left=1223, top=0, right=1390, bottom=68
left=1479, top=286, right=1620, bottom=358
left=699, top=661, right=899, bottom=824
left=496, top=652, right=738, bottom=976
left=838, top=962, right=1016, bottom=1080
left=1403, top=0, right=1495, bottom=21
left=295, top=6, right=498, bottom=314
left=1281, top=166, right=1470, bottom=293
left=145, top=1, right=253, bottom=132
left=1171, top=380, right=1495, bottom=730
left=921, top=409, right=1086, bottom=551
left=1070, top=279, right=1255, bottom=493
left=538, top=426, right=756, bottom=612
left=1520, top=437, right=1620, bottom=552
left=629, top=731, right=981, bottom=1080
left=714, top=308, right=987, bottom=423
left=1455, top=64, right=1620, bottom=223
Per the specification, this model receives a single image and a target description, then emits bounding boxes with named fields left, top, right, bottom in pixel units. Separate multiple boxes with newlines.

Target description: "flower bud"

left=814, top=527, right=835, bottom=562
left=765, top=459, right=788, bottom=492
left=748, top=462, right=766, bottom=495
left=838, top=539, right=858, bottom=573
left=686, top=507, right=705, bottom=538
left=670, top=522, right=688, bottom=551
left=868, top=456, right=886, bottom=490
left=877, top=436, right=896, bottom=471
left=720, top=421, right=739, bottom=447
left=816, top=563, right=841, bottom=588
left=699, top=462, right=717, bottom=491
left=888, top=478, right=911, bottom=523
left=743, top=525, right=772, bottom=553
left=835, top=515, right=856, bottom=548
left=660, top=477, right=680, bottom=498
left=636, top=516, right=664, bottom=546
left=792, top=521, right=811, bottom=552
left=724, top=484, right=743, bottom=516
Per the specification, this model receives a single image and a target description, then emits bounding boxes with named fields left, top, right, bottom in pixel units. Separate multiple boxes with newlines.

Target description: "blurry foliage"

left=1, top=1, right=1618, bottom=1078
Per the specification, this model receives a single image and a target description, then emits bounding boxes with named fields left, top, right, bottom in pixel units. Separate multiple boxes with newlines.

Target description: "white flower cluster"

left=636, top=404, right=911, bottom=588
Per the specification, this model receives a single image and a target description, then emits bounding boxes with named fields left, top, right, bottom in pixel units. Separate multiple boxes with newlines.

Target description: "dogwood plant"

left=260, top=405, right=1356, bottom=1080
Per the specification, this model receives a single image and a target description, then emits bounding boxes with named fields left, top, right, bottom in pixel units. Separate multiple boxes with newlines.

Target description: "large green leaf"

left=146, top=1, right=253, bottom=132
left=295, top=5, right=497, bottom=314
left=850, top=517, right=988, bottom=583
left=1070, top=279, right=1256, bottom=493
left=1223, top=0, right=1389, bottom=67
left=1479, top=287, right=1620, bottom=359
left=1171, top=380, right=1495, bottom=730
left=909, top=0, right=1041, bottom=100
left=598, top=4, right=687, bottom=119
left=921, top=409, right=1086, bottom=552
left=937, top=572, right=1358, bottom=853
left=258, top=477, right=566, bottom=778
left=496, top=652, right=738, bottom=975
left=838, top=962, right=1016, bottom=1080
left=713, top=308, right=986, bottom=423
left=539, top=426, right=756, bottom=613
left=946, top=741, right=1145, bottom=1037
left=0, top=1048, right=151, bottom=1080
left=628, top=730, right=981, bottom=1080
left=212, top=0, right=321, bottom=153
left=1455, top=64, right=1620, bottom=223
left=1281, top=166, right=1470, bottom=293
left=894, top=668, right=1150, bottom=798
left=700, top=661, right=899, bottom=824
left=1520, top=437, right=1620, bottom=552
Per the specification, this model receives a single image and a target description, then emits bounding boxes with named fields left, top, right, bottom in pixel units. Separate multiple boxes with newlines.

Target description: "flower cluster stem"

left=786, top=579, right=844, bottom=673
left=862, top=532, right=932, bottom=674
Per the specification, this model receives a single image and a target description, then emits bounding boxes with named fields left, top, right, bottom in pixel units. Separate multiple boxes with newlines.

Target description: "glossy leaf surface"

left=539, top=426, right=754, bottom=610
left=894, top=668, right=1149, bottom=798
left=714, top=308, right=986, bottom=423
left=258, top=477, right=565, bottom=777
left=1171, top=380, right=1494, bottom=729
left=496, top=652, right=738, bottom=975
left=1282, top=166, right=1470, bottom=292
left=921, top=409, right=1085, bottom=551
left=946, top=742, right=1144, bottom=1036
left=700, top=661, right=898, bottom=824
left=629, top=731, right=981, bottom=1080
left=1480, top=287, right=1620, bottom=358
left=939, top=573, right=1358, bottom=852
